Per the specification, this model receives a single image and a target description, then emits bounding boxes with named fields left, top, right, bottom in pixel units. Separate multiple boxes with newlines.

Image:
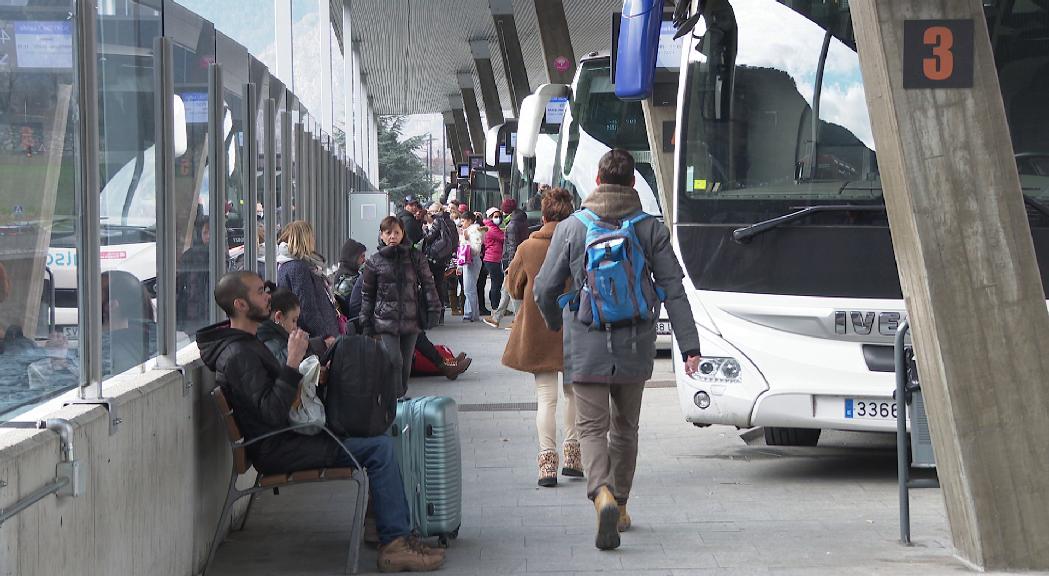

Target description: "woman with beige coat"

left=501, top=187, right=581, bottom=487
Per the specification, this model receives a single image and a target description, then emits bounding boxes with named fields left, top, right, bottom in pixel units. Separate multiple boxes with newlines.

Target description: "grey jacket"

left=534, top=184, right=701, bottom=385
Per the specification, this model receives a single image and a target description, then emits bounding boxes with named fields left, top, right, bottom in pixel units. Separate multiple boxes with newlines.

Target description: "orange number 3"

left=923, top=26, right=955, bottom=81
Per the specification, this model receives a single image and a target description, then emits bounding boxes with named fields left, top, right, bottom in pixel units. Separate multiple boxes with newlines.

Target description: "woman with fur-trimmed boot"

left=501, top=187, right=582, bottom=487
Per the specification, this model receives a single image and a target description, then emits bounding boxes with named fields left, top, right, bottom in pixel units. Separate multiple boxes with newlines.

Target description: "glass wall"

left=0, top=0, right=79, bottom=417
left=292, top=0, right=322, bottom=117
left=0, top=0, right=361, bottom=422
left=172, top=0, right=277, bottom=74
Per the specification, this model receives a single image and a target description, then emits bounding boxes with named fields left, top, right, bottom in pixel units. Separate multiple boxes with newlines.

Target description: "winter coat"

left=196, top=321, right=343, bottom=474
left=482, top=219, right=505, bottom=263
left=501, top=222, right=569, bottom=374
left=501, top=209, right=530, bottom=266
left=276, top=244, right=340, bottom=340
left=360, top=243, right=442, bottom=337
left=534, top=184, right=702, bottom=385
left=463, top=223, right=485, bottom=260
left=424, top=212, right=459, bottom=262
left=332, top=239, right=366, bottom=302
left=397, top=208, right=425, bottom=247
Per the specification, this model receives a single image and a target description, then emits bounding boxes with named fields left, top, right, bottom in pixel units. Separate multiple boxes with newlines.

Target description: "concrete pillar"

left=449, top=98, right=472, bottom=158
left=470, top=40, right=504, bottom=127
left=533, top=0, right=576, bottom=85
left=457, top=74, right=486, bottom=153
left=489, top=0, right=531, bottom=117
left=444, top=111, right=463, bottom=165
left=852, top=0, right=1049, bottom=569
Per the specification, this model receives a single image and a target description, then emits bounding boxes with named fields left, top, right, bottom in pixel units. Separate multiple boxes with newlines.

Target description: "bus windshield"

left=678, top=0, right=1049, bottom=227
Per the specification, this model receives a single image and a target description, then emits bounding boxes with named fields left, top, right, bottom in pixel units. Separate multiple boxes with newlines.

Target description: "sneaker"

left=377, top=536, right=444, bottom=572
left=482, top=316, right=499, bottom=328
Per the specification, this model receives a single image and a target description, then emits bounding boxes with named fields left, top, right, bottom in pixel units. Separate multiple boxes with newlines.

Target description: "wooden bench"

left=203, top=386, right=369, bottom=576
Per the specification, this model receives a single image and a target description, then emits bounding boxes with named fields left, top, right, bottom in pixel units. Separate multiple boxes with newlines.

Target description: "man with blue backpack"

left=534, top=149, right=702, bottom=551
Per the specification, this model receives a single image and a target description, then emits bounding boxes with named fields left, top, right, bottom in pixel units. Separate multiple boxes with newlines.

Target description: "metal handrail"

left=0, top=419, right=78, bottom=527
left=896, top=321, right=940, bottom=545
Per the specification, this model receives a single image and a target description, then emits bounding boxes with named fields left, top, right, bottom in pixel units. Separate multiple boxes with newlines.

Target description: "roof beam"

left=489, top=0, right=530, bottom=117
left=458, top=73, right=486, bottom=154
left=534, top=0, right=576, bottom=84
left=470, top=39, right=505, bottom=126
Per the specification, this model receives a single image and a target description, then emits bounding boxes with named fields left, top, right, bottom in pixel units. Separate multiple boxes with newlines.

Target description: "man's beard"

left=247, top=302, right=270, bottom=323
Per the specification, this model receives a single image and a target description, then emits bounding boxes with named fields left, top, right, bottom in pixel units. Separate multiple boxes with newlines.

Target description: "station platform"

left=203, top=318, right=979, bottom=576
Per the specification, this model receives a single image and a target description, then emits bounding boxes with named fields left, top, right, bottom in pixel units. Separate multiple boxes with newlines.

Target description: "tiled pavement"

left=210, top=317, right=999, bottom=576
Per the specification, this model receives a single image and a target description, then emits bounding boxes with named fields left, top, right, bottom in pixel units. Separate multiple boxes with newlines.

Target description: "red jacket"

left=482, top=219, right=505, bottom=263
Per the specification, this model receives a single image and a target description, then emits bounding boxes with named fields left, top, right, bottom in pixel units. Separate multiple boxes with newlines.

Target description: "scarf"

left=581, top=184, right=644, bottom=220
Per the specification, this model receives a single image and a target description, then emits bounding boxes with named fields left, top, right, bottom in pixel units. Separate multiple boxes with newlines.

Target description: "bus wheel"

left=764, top=427, right=821, bottom=446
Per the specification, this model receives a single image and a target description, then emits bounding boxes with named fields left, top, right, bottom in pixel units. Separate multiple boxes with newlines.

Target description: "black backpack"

left=321, top=335, right=398, bottom=437
left=427, top=216, right=459, bottom=261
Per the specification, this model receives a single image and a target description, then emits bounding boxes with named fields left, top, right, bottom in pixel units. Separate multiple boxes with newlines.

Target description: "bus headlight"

left=691, top=357, right=742, bottom=383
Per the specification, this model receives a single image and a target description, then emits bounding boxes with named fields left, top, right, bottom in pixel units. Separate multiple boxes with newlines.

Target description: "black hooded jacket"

left=502, top=209, right=530, bottom=265
left=196, top=321, right=341, bottom=473
left=332, top=238, right=367, bottom=302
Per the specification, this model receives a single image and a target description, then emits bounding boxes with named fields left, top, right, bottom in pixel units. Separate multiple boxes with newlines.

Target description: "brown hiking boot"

left=618, top=505, right=632, bottom=532
left=439, top=356, right=472, bottom=380
left=561, top=441, right=583, bottom=477
left=377, top=536, right=444, bottom=572
left=593, top=486, right=620, bottom=550
left=408, top=535, right=446, bottom=559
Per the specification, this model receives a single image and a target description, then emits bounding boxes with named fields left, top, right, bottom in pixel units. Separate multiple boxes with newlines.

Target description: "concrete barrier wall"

left=0, top=346, right=250, bottom=576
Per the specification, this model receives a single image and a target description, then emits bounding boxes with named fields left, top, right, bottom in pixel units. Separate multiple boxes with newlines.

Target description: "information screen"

left=656, top=20, right=681, bottom=70
left=14, top=21, right=72, bottom=69
left=545, top=97, right=568, bottom=126
left=457, top=163, right=470, bottom=179
left=497, top=144, right=512, bottom=165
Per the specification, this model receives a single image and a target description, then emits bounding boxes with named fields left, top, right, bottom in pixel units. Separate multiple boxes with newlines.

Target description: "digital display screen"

left=14, top=21, right=72, bottom=69
left=181, top=92, right=208, bottom=124
left=457, top=163, right=470, bottom=179
left=656, top=20, right=681, bottom=70
left=469, top=155, right=485, bottom=171
left=545, top=97, right=568, bottom=126
left=497, top=144, right=512, bottom=165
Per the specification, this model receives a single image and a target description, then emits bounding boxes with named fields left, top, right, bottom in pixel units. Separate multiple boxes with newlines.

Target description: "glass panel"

left=271, top=79, right=286, bottom=232
left=171, top=0, right=277, bottom=72
left=97, top=1, right=162, bottom=379
left=216, top=33, right=247, bottom=266
left=0, top=0, right=79, bottom=419
left=292, top=0, right=322, bottom=116
left=249, top=57, right=268, bottom=277
left=166, top=1, right=215, bottom=340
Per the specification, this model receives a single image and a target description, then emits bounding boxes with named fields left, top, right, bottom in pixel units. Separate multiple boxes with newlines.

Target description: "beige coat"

left=501, top=222, right=567, bottom=374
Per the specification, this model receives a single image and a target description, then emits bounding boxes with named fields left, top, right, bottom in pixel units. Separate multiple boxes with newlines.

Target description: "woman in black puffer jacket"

left=361, top=216, right=442, bottom=397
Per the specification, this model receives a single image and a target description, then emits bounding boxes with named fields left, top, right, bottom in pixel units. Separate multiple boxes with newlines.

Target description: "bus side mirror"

left=516, top=83, right=571, bottom=167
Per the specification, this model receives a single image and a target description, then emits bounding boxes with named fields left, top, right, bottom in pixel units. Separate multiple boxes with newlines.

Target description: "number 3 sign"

left=903, top=20, right=974, bottom=89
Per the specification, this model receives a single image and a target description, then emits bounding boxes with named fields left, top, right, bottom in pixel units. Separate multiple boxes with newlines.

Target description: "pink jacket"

left=482, top=219, right=505, bottom=263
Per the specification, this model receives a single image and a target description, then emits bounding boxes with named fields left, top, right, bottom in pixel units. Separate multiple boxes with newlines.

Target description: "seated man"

left=196, top=271, right=444, bottom=573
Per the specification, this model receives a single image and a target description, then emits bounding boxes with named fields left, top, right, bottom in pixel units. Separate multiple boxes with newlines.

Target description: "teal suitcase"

left=392, top=396, right=462, bottom=546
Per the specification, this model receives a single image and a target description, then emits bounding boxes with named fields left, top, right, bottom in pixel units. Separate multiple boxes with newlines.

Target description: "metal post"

left=208, top=63, right=227, bottom=321
left=74, top=0, right=102, bottom=399
left=294, top=122, right=305, bottom=222
left=154, top=36, right=177, bottom=369
left=280, top=110, right=292, bottom=228
left=264, top=98, right=277, bottom=279
left=895, top=319, right=911, bottom=544
left=242, top=83, right=259, bottom=274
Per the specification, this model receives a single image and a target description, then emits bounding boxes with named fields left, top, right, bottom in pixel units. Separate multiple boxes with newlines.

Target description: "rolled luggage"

left=391, top=396, right=462, bottom=546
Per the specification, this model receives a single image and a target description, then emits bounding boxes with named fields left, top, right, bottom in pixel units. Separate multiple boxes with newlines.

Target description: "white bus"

left=671, top=0, right=1049, bottom=445
left=516, top=52, right=673, bottom=348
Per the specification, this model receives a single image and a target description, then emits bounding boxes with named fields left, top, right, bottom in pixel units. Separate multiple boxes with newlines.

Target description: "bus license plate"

left=656, top=321, right=671, bottom=335
left=844, top=398, right=897, bottom=420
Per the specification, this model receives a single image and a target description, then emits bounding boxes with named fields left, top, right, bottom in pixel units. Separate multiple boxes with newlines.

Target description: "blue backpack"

left=559, top=209, right=665, bottom=329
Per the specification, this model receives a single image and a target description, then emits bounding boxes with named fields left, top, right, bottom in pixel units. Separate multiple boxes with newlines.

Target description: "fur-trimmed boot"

left=561, top=440, right=584, bottom=477
left=538, top=450, right=558, bottom=487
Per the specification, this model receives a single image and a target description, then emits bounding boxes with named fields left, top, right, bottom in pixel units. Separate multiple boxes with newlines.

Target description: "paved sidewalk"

left=210, top=318, right=990, bottom=576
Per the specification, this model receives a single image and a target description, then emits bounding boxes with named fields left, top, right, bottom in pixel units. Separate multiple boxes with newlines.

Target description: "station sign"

left=903, top=19, right=974, bottom=89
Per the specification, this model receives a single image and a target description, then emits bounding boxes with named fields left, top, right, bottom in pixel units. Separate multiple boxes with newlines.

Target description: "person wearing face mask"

left=361, top=216, right=443, bottom=397
left=482, top=207, right=506, bottom=312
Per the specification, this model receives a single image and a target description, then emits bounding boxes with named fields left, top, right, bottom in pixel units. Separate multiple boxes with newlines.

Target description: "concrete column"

left=457, top=74, right=486, bottom=153
left=489, top=0, right=531, bottom=117
left=444, top=111, right=463, bottom=165
left=470, top=40, right=504, bottom=126
left=533, top=0, right=576, bottom=85
left=449, top=97, right=472, bottom=158
left=275, top=0, right=294, bottom=90
left=852, top=1, right=1049, bottom=570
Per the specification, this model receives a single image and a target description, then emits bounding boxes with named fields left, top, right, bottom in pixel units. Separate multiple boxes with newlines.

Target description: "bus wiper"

left=1022, top=193, right=1049, bottom=219
left=732, top=204, right=886, bottom=244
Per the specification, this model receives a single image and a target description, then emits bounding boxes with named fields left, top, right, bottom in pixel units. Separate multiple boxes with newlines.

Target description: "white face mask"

left=492, top=216, right=502, bottom=225
left=454, top=218, right=461, bottom=226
